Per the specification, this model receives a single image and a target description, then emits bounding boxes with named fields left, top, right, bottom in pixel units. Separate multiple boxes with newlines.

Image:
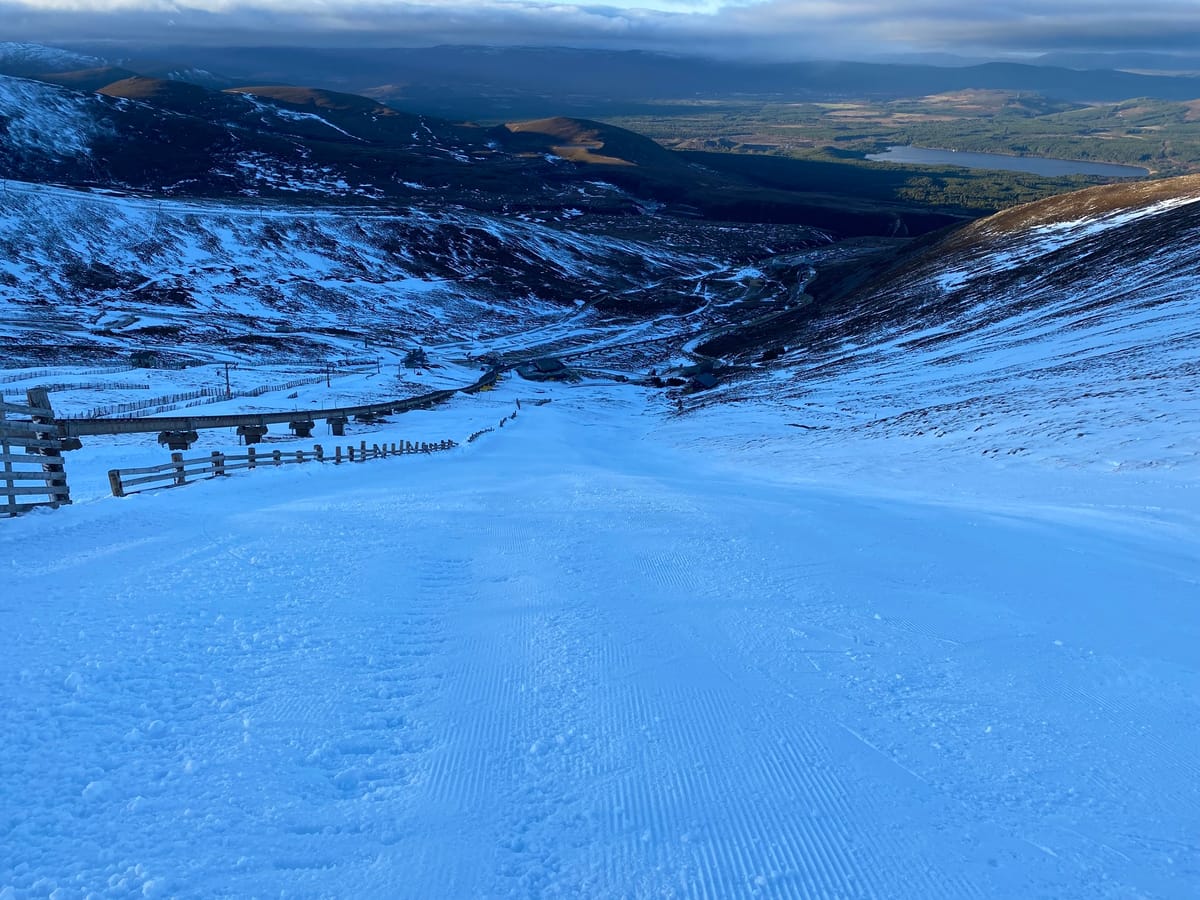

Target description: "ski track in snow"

left=3, top=384, right=1198, bottom=898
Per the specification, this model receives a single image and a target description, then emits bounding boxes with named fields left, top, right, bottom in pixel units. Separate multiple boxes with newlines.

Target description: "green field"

left=591, top=91, right=1200, bottom=212
left=606, top=92, right=1200, bottom=173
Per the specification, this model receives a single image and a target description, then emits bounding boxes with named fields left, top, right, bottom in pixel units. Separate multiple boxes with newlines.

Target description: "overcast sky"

left=4, top=0, right=1200, bottom=60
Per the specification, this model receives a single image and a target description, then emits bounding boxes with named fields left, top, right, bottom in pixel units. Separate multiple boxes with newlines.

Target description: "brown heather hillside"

left=954, top=173, right=1200, bottom=237
left=38, top=66, right=138, bottom=92
left=99, top=76, right=254, bottom=121
left=504, top=117, right=683, bottom=169
left=703, top=173, right=1200, bottom=359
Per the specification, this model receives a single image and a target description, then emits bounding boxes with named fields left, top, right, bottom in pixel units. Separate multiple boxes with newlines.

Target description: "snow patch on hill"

left=0, top=42, right=103, bottom=73
left=0, top=76, right=105, bottom=160
left=0, top=179, right=716, bottom=363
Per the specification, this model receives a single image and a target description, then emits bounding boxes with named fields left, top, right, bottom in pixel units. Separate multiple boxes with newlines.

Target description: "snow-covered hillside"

left=0, top=42, right=103, bottom=74
left=0, top=76, right=110, bottom=162
left=0, top=179, right=722, bottom=364
left=700, top=175, right=1200, bottom=478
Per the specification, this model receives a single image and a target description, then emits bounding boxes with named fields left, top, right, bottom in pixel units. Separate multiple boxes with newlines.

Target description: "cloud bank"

left=3, top=0, right=1200, bottom=60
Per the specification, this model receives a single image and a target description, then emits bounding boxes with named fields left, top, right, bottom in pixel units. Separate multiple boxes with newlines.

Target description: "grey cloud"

left=2, top=0, right=1199, bottom=60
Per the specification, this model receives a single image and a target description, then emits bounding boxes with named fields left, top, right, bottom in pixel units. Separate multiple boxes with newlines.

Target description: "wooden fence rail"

left=1, top=389, right=72, bottom=516
left=59, top=368, right=499, bottom=439
left=108, top=439, right=458, bottom=498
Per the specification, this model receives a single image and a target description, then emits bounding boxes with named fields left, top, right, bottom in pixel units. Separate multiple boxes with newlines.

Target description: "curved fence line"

left=107, top=439, right=458, bottom=498
left=59, top=369, right=501, bottom=438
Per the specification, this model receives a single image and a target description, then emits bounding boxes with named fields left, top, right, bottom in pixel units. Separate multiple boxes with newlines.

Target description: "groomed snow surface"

left=3, top=379, right=1198, bottom=899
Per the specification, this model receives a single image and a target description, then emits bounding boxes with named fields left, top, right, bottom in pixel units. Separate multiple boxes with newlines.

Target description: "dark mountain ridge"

left=8, top=42, right=1200, bottom=120
left=0, top=71, right=969, bottom=238
left=68, top=45, right=1200, bottom=117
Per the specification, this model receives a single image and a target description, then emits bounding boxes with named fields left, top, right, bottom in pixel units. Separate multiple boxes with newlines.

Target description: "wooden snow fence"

left=108, top=439, right=458, bottom=498
left=466, top=403, right=533, bottom=444
left=1, top=388, right=73, bottom=516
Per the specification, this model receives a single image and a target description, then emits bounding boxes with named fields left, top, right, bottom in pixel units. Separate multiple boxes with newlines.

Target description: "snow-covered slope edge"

left=689, top=174, right=1200, bottom=486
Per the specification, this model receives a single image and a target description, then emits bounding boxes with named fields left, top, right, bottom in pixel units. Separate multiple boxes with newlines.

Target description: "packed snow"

left=2, top=369, right=1198, bottom=898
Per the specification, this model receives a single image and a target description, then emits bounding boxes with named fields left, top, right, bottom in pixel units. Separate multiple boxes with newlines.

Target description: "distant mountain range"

left=5, top=43, right=1200, bottom=122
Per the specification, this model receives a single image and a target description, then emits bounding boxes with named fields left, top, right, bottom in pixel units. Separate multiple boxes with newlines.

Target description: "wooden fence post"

left=295, top=450, right=304, bottom=464
left=1, top=404, right=13, bottom=515
left=248, top=446, right=256, bottom=470
left=212, top=451, right=225, bottom=477
left=360, top=440, right=367, bottom=459
left=272, top=450, right=282, bottom=466
left=171, top=452, right=186, bottom=486
left=335, top=446, right=342, bottom=464
left=315, top=444, right=324, bottom=463
left=108, top=469, right=125, bottom=498
left=26, top=386, right=69, bottom=506
left=349, top=446, right=356, bottom=462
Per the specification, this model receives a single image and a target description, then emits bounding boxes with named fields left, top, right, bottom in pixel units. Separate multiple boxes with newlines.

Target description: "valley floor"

left=2, top=382, right=1199, bottom=898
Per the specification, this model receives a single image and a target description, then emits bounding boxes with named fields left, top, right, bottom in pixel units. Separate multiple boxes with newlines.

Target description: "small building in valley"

left=516, top=357, right=570, bottom=381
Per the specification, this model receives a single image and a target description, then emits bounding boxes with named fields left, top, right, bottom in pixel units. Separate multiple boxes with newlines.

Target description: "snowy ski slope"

left=2, top=380, right=1198, bottom=898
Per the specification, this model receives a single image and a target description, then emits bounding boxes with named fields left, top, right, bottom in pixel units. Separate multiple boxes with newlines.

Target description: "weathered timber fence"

left=0, top=366, right=135, bottom=385
left=467, top=409, right=518, bottom=443
left=72, top=376, right=326, bottom=419
left=466, top=397, right=548, bottom=443
left=1, top=388, right=72, bottom=516
left=109, top=392, right=537, bottom=499
left=58, top=370, right=500, bottom=439
left=108, top=439, right=458, bottom=498
left=28, top=382, right=151, bottom=394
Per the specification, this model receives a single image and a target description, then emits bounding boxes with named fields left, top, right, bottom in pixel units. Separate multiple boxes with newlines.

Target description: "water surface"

left=867, top=145, right=1149, bottom=178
